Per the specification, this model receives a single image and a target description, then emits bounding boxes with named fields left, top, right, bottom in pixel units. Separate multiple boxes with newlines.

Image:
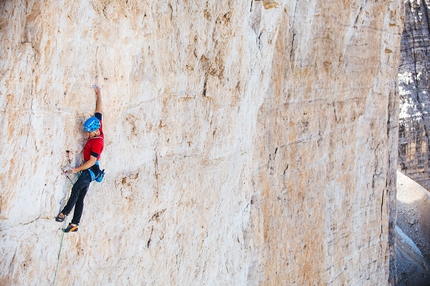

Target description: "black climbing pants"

left=61, top=170, right=91, bottom=225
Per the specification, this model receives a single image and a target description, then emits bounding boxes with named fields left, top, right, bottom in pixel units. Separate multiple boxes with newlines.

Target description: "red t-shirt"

left=83, top=113, right=104, bottom=161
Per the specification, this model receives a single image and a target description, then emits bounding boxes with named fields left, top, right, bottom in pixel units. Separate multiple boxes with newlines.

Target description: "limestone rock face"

left=398, top=0, right=430, bottom=189
left=0, top=1, right=403, bottom=285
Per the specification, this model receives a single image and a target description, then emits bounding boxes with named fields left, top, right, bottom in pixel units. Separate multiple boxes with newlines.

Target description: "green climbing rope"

left=52, top=165, right=77, bottom=286
left=52, top=216, right=68, bottom=286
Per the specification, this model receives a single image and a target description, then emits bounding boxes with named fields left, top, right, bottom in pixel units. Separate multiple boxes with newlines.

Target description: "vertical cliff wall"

left=398, top=0, right=430, bottom=190
left=0, top=1, right=403, bottom=285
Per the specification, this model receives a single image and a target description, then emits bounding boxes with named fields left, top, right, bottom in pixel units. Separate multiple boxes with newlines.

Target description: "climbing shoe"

left=63, top=223, right=78, bottom=233
left=55, top=213, right=66, bottom=222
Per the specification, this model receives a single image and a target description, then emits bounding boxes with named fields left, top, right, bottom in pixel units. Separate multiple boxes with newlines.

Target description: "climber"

left=55, top=85, right=105, bottom=233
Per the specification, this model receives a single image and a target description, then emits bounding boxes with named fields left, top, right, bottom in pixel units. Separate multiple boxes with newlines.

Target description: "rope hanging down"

left=52, top=150, right=77, bottom=286
left=52, top=209, right=70, bottom=286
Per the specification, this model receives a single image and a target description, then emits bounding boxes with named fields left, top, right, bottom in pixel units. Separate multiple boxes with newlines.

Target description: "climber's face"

left=86, top=128, right=100, bottom=139
left=86, top=131, right=96, bottom=139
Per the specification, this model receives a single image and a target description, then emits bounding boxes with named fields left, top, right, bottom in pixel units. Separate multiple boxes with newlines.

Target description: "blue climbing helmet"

left=83, top=116, right=100, bottom=132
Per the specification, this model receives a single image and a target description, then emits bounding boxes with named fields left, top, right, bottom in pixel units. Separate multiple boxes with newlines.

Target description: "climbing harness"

left=88, top=160, right=105, bottom=183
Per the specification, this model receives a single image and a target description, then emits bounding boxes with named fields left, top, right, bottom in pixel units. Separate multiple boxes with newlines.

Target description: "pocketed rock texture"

left=0, top=1, right=403, bottom=285
left=398, top=0, right=430, bottom=190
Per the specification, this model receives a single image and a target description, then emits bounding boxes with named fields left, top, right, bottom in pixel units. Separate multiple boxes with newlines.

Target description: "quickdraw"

left=52, top=150, right=79, bottom=286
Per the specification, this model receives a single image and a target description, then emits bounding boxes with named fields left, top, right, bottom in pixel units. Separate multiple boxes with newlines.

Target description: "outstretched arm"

left=94, top=85, right=103, bottom=114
